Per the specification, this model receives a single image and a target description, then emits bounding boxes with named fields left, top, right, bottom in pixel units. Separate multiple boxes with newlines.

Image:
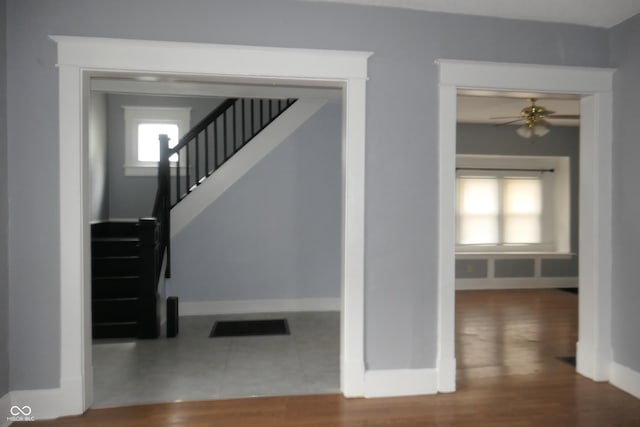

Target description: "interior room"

left=454, top=93, right=581, bottom=385
left=3, top=0, right=640, bottom=425
left=88, top=78, right=343, bottom=407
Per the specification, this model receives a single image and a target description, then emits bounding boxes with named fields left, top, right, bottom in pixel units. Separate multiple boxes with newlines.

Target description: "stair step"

left=92, top=298, right=138, bottom=323
left=92, top=237, right=140, bottom=244
left=92, top=256, right=141, bottom=276
left=91, top=221, right=140, bottom=239
left=92, top=322, right=138, bottom=339
left=91, top=238, right=140, bottom=257
left=92, top=275, right=140, bottom=298
left=93, top=296, right=139, bottom=302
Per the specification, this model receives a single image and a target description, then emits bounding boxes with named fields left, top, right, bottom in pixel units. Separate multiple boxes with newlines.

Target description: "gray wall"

left=107, top=94, right=224, bottom=219
left=456, top=124, right=580, bottom=280
left=171, top=102, right=341, bottom=302
left=0, top=0, right=9, bottom=398
left=610, top=12, right=640, bottom=373
left=89, top=92, right=108, bottom=222
left=4, top=0, right=611, bottom=389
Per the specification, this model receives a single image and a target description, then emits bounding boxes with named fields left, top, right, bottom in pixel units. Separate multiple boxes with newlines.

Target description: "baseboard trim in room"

left=8, top=386, right=66, bottom=422
left=0, top=392, right=11, bottom=427
left=456, top=277, right=578, bottom=290
left=180, top=298, right=341, bottom=316
left=610, top=361, right=640, bottom=399
left=364, top=369, right=438, bottom=398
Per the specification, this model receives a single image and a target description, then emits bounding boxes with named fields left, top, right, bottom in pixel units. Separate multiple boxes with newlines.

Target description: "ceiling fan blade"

left=547, top=114, right=580, bottom=119
left=489, top=115, right=522, bottom=120
left=493, top=118, right=525, bottom=126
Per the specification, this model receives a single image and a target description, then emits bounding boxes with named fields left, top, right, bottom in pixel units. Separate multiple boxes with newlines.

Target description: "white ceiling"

left=93, top=77, right=581, bottom=127
left=457, top=92, right=580, bottom=126
left=303, top=0, right=640, bottom=28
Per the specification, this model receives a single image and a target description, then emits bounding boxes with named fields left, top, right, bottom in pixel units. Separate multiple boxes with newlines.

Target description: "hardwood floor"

left=20, top=289, right=640, bottom=426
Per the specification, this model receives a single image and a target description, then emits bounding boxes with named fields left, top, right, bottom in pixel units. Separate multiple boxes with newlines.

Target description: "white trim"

left=53, top=35, right=371, bottom=416
left=171, top=98, right=328, bottom=236
left=9, top=388, right=64, bottom=422
left=179, top=298, right=341, bottom=316
left=91, top=77, right=342, bottom=101
left=456, top=277, right=578, bottom=290
left=610, top=362, right=640, bottom=399
left=364, top=369, right=438, bottom=398
left=456, top=252, right=573, bottom=259
left=52, top=36, right=370, bottom=80
left=437, top=59, right=614, bottom=391
left=0, top=392, right=11, bottom=427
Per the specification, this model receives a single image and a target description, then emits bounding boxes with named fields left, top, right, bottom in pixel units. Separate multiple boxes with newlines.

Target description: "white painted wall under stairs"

left=170, top=98, right=328, bottom=237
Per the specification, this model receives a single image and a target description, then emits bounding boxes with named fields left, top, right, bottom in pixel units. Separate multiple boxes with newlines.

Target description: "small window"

left=137, top=123, right=180, bottom=162
left=123, top=106, right=191, bottom=176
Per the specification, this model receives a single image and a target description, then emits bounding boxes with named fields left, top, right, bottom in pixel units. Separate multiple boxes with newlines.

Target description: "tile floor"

left=92, top=311, right=340, bottom=408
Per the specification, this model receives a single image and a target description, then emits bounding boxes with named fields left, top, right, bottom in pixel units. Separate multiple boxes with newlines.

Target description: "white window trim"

left=455, top=154, right=570, bottom=254
left=123, top=106, right=191, bottom=176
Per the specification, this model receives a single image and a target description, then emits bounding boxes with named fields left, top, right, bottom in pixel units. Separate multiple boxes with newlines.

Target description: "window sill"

left=456, top=252, right=575, bottom=259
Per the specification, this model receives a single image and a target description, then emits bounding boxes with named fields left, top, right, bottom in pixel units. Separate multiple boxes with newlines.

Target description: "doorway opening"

left=54, top=36, right=371, bottom=413
left=88, top=78, right=344, bottom=406
left=454, top=91, right=581, bottom=385
left=436, top=59, right=614, bottom=392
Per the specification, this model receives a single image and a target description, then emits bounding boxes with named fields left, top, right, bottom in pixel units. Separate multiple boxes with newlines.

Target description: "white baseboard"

left=610, top=361, right=640, bottom=399
left=0, top=392, right=11, bottom=427
left=437, top=357, right=457, bottom=392
left=9, top=387, right=64, bottom=422
left=456, top=277, right=578, bottom=290
left=364, top=369, right=438, bottom=398
left=180, top=297, right=341, bottom=316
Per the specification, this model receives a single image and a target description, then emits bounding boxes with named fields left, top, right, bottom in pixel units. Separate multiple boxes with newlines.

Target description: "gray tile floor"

left=92, top=312, right=340, bottom=408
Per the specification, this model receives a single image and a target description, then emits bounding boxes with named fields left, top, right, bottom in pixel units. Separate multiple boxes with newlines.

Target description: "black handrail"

left=170, top=98, right=237, bottom=154
left=168, top=98, right=296, bottom=208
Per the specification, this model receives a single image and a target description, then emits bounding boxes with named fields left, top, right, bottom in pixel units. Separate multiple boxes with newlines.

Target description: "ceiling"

left=93, top=76, right=581, bottom=127
left=457, top=92, right=580, bottom=126
left=303, top=0, right=640, bottom=28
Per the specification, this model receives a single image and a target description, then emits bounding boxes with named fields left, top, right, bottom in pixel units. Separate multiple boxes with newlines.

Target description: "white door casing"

left=53, top=36, right=371, bottom=415
left=436, top=59, right=614, bottom=391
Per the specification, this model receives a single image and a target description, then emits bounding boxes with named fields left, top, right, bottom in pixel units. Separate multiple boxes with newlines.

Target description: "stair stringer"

left=170, top=98, right=328, bottom=237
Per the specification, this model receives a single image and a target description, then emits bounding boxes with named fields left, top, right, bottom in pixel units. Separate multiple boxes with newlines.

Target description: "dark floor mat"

left=557, top=356, right=576, bottom=367
left=209, top=319, right=290, bottom=337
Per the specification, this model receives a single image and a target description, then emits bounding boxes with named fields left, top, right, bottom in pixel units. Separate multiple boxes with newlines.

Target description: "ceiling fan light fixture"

left=516, top=118, right=550, bottom=139
left=516, top=124, right=533, bottom=138
left=533, top=123, right=550, bottom=138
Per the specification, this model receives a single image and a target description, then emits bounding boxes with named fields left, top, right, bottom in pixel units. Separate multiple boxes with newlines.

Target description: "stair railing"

left=132, top=97, right=297, bottom=338
left=165, top=97, right=297, bottom=208
left=146, top=97, right=296, bottom=294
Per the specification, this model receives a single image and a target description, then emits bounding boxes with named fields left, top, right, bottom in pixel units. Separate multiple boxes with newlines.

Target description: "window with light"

left=123, top=106, right=191, bottom=176
left=456, top=155, right=570, bottom=254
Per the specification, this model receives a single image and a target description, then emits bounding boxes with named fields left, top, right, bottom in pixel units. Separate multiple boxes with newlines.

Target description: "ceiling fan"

left=491, top=98, right=580, bottom=139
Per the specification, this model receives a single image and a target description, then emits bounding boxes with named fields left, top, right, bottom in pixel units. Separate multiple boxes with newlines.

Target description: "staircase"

left=91, top=221, right=143, bottom=339
left=91, top=97, right=298, bottom=339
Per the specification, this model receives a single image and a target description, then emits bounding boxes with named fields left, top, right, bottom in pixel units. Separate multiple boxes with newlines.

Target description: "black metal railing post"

left=157, top=134, right=171, bottom=278
left=163, top=97, right=297, bottom=208
left=137, top=218, right=160, bottom=339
